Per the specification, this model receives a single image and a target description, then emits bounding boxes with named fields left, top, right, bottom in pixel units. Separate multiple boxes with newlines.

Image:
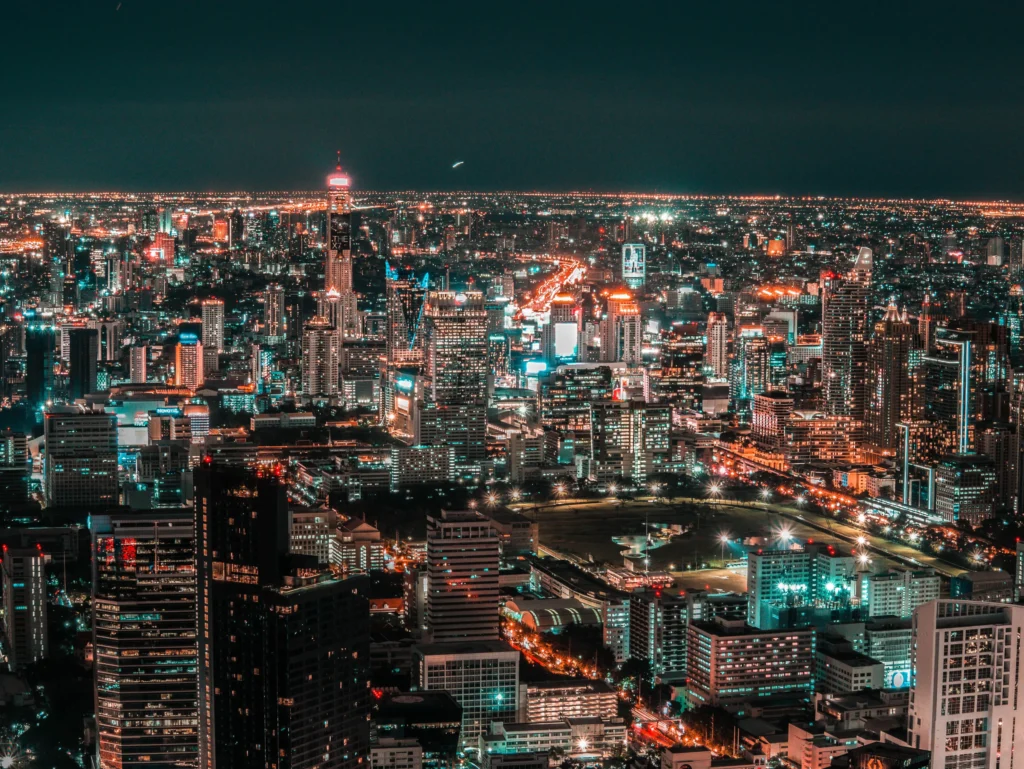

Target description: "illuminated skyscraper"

left=301, top=315, right=339, bottom=398
left=822, top=247, right=872, bottom=438
left=262, top=283, right=285, bottom=341
left=923, top=328, right=976, bottom=455
left=705, top=311, right=730, bottom=379
left=599, top=292, right=642, bottom=363
left=174, top=333, right=205, bottom=390
left=866, top=304, right=914, bottom=450
left=325, top=157, right=360, bottom=340
left=543, top=293, right=579, bottom=364
left=425, top=509, right=500, bottom=643
left=91, top=510, right=198, bottom=769
left=130, top=344, right=148, bottom=384
left=25, top=325, right=56, bottom=412
left=418, top=291, right=488, bottom=473
left=386, top=267, right=429, bottom=367
left=590, top=399, right=671, bottom=483
left=200, top=298, right=225, bottom=353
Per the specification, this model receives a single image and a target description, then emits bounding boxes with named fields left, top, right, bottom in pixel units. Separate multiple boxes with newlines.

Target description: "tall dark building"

left=25, top=325, right=56, bottom=412
left=92, top=510, right=199, bottom=769
left=195, top=468, right=370, bottom=769
left=68, top=327, right=99, bottom=400
left=865, top=305, right=914, bottom=451
left=822, top=247, right=872, bottom=439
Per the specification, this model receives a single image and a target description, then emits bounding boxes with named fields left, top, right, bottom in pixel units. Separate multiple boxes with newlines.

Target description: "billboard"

left=622, top=243, right=646, bottom=288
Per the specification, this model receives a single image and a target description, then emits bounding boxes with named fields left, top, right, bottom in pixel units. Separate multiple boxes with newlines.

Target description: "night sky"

left=3, top=1, right=1024, bottom=197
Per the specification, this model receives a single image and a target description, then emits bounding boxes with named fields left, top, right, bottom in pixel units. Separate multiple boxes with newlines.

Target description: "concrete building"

left=862, top=570, right=941, bottom=619
left=1, top=547, right=49, bottom=669
left=907, top=600, right=1024, bottom=767
left=524, top=680, right=617, bottom=723
left=370, top=739, right=422, bottom=769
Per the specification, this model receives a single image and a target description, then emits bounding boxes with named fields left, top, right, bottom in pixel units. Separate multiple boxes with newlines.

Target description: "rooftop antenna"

left=336, top=150, right=342, bottom=170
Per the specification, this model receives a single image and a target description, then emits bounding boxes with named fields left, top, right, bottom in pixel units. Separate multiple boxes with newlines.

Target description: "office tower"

left=195, top=468, right=370, bottom=769
left=621, top=243, right=646, bottom=288
left=174, top=332, right=205, bottom=390
left=0, top=431, right=29, bottom=505
left=149, top=231, right=176, bottom=262
left=933, top=453, right=996, bottom=525
left=25, top=325, right=57, bottom=412
left=325, top=159, right=360, bottom=340
left=419, top=292, right=488, bottom=473
left=822, top=247, right=872, bottom=438
left=729, top=327, right=773, bottom=411
left=543, top=294, right=579, bottom=364
left=43, top=405, right=118, bottom=508
left=908, top=601, right=1024, bottom=767
left=539, top=364, right=615, bottom=460
left=68, top=327, right=99, bottom=400
left=752, top=391, right=795, bottom=452
left=866, top=304, right=914, bottom=450
left=922, top=328, right=977, bottom=456
left=685, top=618, right=816, bottom=707
left=862, top=569, right=941, bottom=618
left=88, top=318, right=124, bottom=362
left=1, top=547, right=49, bottom=669
left=385, top=267, right=429, bottom=366
left=628, top=590, right=690, bottom=679
left=746, top=546, right=855, bottom=629
left=130, top=344, right=148, bottom=384
left=599, top=292, right=641, bottom=363
left=590, top=399, right=671, bottom=483
left=705, top=311, right=730, bottom=379
left=200, top=298, right=225, bottom=353
left=91, top=511, right=198, bottom=769
left=976, top=423, right=1015, bottom=510
left=228, top=208, right=244, bottom=247
left=262, top=283, right=285, bottom=341
left=412, top=641, right=519, bottom=740
left=301, top=315, right=339, bottom=398
left=426, top=510, right=500, bottom=643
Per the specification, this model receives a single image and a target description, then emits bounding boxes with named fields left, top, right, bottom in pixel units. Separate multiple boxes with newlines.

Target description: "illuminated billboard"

left=553, top=322, right=578, bottom=361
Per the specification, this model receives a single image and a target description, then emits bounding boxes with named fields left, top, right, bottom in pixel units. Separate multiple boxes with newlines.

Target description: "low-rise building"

left=370, top=739, right=422, bottom=769
left=479, top=717, right=626, bottom=761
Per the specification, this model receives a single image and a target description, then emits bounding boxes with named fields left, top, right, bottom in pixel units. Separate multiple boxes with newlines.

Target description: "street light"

left=760, top=488, right=772, bottom=502
left=509, top=488, right=522, bottom=502
left=719, top=532, right=731, bottom=562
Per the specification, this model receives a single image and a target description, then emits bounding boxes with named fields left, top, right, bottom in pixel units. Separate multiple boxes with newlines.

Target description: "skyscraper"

left=418, top=291, right=488, bottom=473
left=301, top=315, right=339, bottom=398
left=1, top=546, right=48, bottom=669
left=908, top=600, right=1024, bottom=767
left=705, top=311, right=729, bottom=379
left=174, top=332, right=205, bottom=390
left=599, top=292, right=642, bottom=363
left=130, top=344, right=148, bottom=384
left=262, top=283, right=285, bottom=342
left=195, top=468, right=370, bottom=769
left=385, top=268, right=429, bottom=367
left=543, top=293, right=579, bottom=364
left=425, top=509, right=500, bottom=643
left=822, top=247, right=872, bottom=438
left=68, top=327, right=99, bottom=400
left=43, top=404, right=118, bottom=508
left=200, top=298, right=225, bottom=354
left=325, top=158, right=360, bottom=340
left=25, top=325, right=56, bottom=412
left=621, top=243, right=646, bottom=288
left=866, top=304, right=914, bottom=450
left=91, top=510, right=199, bottom=769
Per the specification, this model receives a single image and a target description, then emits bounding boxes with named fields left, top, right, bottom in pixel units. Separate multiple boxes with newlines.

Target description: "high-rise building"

left=386, top=268, right=429, bottom=367
left=923, top=328, right=977, bottom=455
left=621, top=243, right=646, bottom=288
left=1, top=547, right=49, bottom=669
left=426, top=510, right=500, bottom=643
left=91, top=511, right=198, bottom=769
left=325, top=159, right=360, bottom=340
left=599, top=292, right=642, bottom=364
left=301, top=315, right=339, bottom=398
left=933, top=453, right=996, bottom=525
left=862, top=569, right=941, bottom=619
left=130, top=344, right=148, bottom=384
left=866, top=304, right=914, bottom=450
left=628, top=590, right=690, bottom=679
left=25, top=325, right=57, bottom=412
left=195, top=468, right=370, bottom=769
left=174, top=332, right=205, bottom=390
left=752, top=391, right=795, bottom=452
left=262, top=284, right=285, bottom=342
left=705, top=312, right=730, bottom=379
left=68, top=327, right=99, bottom=400
left=746, top=546, right=856, bottom=629
left=590, top=399, right=671, bottom=483
left=822, top=248, right=872, bottom=438
left=907, top=600, right=1024, bottom=767
left=419, top=291, right=488, bottom=473
left=200, top=298, right=225, bottom=354
left=412, top=641, right=519, bottom=741
left=543, top=294, right=579, bottom=364
left=43, top=405, right=118, bottom=508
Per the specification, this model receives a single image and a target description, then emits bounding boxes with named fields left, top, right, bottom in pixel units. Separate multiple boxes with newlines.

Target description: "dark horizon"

left=5, top=1, right=1024, bottom=198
